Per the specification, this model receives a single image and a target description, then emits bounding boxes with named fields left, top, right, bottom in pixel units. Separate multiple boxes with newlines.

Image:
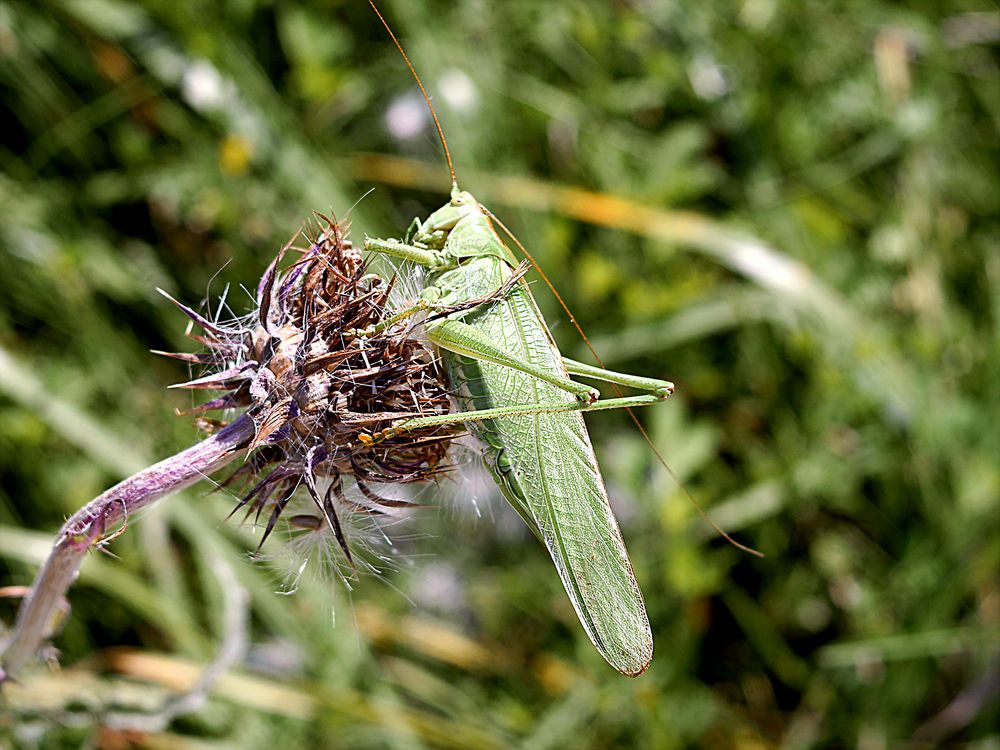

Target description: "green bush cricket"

left=360, top=2, right=756, bottom=676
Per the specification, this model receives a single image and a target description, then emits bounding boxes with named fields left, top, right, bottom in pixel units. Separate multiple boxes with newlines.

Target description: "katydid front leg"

left=344, top=288, right=441, bottom=339
left=365, top=236, right=453, bottom=270
left=347, top=256, right=531, bottom=340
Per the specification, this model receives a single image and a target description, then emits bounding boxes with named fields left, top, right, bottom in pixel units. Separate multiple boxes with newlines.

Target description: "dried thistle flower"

left=159, top=218, right=456, bottom=560
left=1, top=216, right=459, bottom=681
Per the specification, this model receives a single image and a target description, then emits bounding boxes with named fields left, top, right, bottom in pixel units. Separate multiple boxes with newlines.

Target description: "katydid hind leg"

left=425, top=318, right=600, bottom=403
left=361, top=393, right=664, bottom=443
left=562, top=357, right=675, bottom=398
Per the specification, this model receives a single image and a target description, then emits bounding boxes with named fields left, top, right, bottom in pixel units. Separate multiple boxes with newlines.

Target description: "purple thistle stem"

left=1, top=414, right=255, bottom=682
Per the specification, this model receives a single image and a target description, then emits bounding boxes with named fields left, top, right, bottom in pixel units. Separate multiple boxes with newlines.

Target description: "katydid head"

left=411, top=189, right=483, bottom=248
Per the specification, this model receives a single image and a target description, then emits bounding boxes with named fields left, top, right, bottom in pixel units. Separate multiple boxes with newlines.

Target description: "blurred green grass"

left=1, top=0, right=998, bottom=747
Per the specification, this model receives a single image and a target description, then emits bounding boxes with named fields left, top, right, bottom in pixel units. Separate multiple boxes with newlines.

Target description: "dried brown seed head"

left=160, top=217, right=458, bottom=566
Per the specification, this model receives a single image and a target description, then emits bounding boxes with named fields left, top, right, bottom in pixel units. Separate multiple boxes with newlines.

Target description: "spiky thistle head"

left=158, top=217, right=457, bottom=571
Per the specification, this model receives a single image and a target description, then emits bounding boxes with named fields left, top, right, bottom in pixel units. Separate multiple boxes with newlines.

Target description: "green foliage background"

left=1, top=0, right=998, bottom=747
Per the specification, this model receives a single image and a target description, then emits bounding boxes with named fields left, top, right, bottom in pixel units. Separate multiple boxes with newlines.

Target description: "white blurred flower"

left=182, top=60, right=229, bottom=112
left=386, top=91, right=429, bottom=140
left=688, top=55, right=729, bottom=101
left=438, top=68, right=479, bottom=113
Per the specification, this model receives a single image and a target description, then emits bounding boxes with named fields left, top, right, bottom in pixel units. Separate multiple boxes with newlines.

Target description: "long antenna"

left=484, top=207, right=763, bottom=558
left=368, top=0, right=457, bottom=189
